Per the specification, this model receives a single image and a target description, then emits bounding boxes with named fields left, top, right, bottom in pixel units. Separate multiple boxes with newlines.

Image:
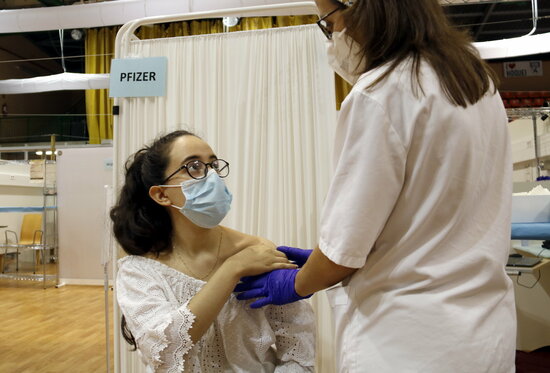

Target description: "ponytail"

left=121, top=315, right=137, bottom=351
left=110, top=130, right=196, bottom=256
left=110, top=148, right=172, bottom=255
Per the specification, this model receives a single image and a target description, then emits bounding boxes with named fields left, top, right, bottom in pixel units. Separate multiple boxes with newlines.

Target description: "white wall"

left=57, top=146, right=113, bottom=284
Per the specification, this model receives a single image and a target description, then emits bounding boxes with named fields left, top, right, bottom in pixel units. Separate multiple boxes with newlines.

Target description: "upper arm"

left=116, top=262, right=173, bottom=333
left=319, top=92, right=407, bottom=268
left=116, top=260, right=196, bottom=371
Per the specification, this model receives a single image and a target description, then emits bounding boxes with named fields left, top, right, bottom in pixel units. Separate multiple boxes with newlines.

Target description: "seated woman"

left=111, top=130, right=315, bottom=372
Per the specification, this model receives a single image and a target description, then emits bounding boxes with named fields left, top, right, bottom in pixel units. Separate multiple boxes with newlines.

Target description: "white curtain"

left=113, top=24, right=337, bottom=373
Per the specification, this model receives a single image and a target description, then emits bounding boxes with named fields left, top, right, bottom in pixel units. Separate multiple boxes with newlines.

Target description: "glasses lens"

left=186, top=160, right=207, bottom=179
left=212, top=159, right=230, bottom=178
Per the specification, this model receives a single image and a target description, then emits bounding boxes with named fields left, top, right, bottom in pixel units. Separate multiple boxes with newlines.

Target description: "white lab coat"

left=319, top=59, right=516, bottom=372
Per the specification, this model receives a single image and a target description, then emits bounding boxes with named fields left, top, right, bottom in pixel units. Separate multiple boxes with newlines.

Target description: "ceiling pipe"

left=0, top=72, right=110, bottom=94
left=0, top=0, right=312, bottom=33
left=474, top=31, right=550, bottom=59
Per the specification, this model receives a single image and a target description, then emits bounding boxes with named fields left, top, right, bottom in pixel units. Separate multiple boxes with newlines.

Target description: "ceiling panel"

left=0, top=0, right=548, bottom=77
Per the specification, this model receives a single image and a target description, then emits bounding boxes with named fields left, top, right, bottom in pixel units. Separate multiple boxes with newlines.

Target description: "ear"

left=149, top=185, right=172, bottom=206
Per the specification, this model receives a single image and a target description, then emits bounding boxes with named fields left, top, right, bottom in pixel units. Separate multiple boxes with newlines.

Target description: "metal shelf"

left=507, top=107, right=550, bottom=122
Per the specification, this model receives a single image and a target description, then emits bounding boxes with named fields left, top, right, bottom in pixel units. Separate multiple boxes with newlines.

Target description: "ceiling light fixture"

left=222, top=17, right=240, bottom=28
left=70, top=29, right=83, bottom=41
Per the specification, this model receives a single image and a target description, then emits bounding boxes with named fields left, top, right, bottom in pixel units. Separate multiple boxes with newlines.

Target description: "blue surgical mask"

left=160, top=169, right=233, bottom=228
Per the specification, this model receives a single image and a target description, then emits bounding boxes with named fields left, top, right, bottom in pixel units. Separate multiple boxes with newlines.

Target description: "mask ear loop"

left=154, top=184, right=184, bottom=210
left=159, top=170, right=216, bottom=209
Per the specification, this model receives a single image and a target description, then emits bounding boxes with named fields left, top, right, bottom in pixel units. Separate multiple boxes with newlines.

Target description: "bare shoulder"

left=220, top=226, right=276, bottom=257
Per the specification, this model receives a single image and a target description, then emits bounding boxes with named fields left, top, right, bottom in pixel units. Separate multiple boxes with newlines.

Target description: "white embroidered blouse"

left=116, top=256, right=316, bottom=373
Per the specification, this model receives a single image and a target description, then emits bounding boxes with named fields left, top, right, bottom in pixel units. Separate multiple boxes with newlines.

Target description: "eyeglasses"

left=162, top=159, right=230, bottom=183
left=316, top=4, right=347, bottom=40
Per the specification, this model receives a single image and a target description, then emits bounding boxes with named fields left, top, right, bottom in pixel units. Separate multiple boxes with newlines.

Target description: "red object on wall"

left=516, top=91, right=530, bottom=98
left=520, top=98, right=533, bottom=107
left=500, top=91, right=513, bottom=99
left=509, top=99, right=521, bottom=108
left=499, top=91, right=549, bottom=108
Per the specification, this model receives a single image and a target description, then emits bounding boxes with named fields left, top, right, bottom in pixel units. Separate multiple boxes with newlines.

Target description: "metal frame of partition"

left=111, top=3, right=319, bottom=372
left=507, top=107, right=550, bottom=179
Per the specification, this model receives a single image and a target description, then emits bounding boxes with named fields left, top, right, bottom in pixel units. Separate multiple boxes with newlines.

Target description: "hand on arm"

left=187, top=245, right=297, bottom=343
left=235, top=247, right=356, bottom=308
left=277, top=246, right=313, bottom=267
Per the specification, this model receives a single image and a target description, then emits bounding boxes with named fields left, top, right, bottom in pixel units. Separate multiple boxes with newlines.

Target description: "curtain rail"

left=114, top=2, right=318, bottom=58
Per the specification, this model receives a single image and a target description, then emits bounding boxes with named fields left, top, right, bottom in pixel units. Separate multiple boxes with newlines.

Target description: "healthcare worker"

left=235, top=0, right=517, bottom=372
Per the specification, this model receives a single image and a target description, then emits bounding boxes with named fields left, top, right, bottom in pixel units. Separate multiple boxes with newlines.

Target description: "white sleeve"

left=116, top=261, right=196, bottom=373
left=265, top=300, right=316, bottom=372
left=319, top=91, right=407, bottom=268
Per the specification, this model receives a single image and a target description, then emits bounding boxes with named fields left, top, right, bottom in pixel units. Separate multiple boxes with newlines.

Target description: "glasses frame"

left=316, top=4, right=347, bottom=40
left=162, top=159, right=230, bottom=184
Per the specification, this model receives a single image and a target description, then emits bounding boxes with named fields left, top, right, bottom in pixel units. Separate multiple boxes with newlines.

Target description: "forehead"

left=167, top=135, right=215, bottom=164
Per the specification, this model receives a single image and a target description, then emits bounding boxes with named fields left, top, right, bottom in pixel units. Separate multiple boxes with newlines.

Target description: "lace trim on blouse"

left=117, top=256, right=202, bottom=372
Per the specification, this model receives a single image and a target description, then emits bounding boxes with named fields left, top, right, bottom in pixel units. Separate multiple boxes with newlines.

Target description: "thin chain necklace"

left=172, top=228, right=223, bottom=280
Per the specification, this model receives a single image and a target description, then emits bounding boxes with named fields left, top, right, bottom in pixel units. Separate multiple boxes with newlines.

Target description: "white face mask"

left=326, top=29, right=365, bottom=85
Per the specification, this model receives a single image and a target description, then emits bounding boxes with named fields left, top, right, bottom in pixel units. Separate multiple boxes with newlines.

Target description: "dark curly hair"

left=111, top=129, right=197, bottom=256
left=111, top=129, right=197, bottom=350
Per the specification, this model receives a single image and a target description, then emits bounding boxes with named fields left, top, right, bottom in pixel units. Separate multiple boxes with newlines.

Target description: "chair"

left=1, top=214, right=44, bottom=273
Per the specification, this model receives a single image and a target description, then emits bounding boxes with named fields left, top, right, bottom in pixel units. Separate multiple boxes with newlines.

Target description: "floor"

left=1, top=258, right=547, bottom=373
left=0, top=260, right=114, bottom=373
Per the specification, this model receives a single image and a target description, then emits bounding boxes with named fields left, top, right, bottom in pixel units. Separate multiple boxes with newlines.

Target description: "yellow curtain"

left=84, top=16, right=332, bottom=143
left=335, top=76, right=353, bottom=110
left=85, top=27, right=117, bottom=144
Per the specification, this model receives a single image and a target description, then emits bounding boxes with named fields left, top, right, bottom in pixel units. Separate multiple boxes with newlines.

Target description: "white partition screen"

left=114, top=24, right=337, bottom=373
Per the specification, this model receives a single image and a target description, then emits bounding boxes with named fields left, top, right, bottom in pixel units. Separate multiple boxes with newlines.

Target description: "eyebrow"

left=180, top=154, right=217, bottom=166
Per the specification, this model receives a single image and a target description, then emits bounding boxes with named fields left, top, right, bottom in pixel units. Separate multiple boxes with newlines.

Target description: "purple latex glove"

left=234, top=269, right=311, bottom=309
left=277, top=246, right=313, bottom=268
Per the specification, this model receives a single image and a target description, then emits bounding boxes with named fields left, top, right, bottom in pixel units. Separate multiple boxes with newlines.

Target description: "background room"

left=0, top=1, right=550, bottom=372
